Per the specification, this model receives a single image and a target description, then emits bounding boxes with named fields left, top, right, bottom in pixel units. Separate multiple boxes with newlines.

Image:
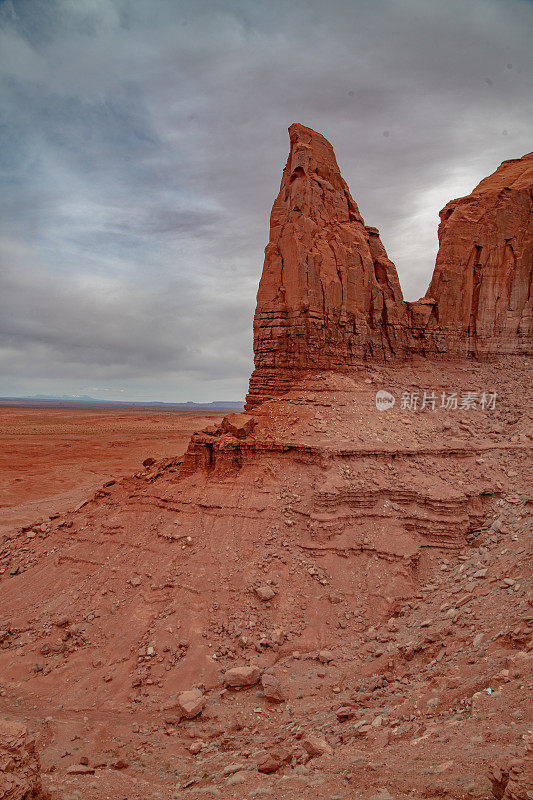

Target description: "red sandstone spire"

left=246, top=127, right=533, bottom=408
left=246, top=123, right=407, bottom=407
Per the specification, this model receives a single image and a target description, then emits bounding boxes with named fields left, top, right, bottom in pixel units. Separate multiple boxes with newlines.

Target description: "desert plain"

left=0, top=404, right=227, bottom=538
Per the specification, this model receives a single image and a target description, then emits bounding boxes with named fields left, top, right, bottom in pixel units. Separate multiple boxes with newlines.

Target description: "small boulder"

left=177, top=688, right=205, bottom=719
left=223, top=666, right=261, bottom=688
left=336, top=705, right=355, bottom=720
left=270, top=628, right=285, bottom=646
left=202, top=425, right=220, bottom=436
left=222, top=763, right=246, bottom=776
left=261, top=673, right=285, bottom=703
left=66, top=764, right=95, bottom=775
left=317, top=649, right=334, bottom=663
left=160, top=698, right=183, bottom=724
left=110, top=759, right=128, bottom=770
left=226, top=771, right=247, bottom=785
left=255, top=586, right=276, bottom=601
left=256, top=746, right=291, bottom=773
left=302, top=734, right=333, bottom=757
left=221, top=413, right=256, bottom=439
left=142, top=457, right=155, bottom=467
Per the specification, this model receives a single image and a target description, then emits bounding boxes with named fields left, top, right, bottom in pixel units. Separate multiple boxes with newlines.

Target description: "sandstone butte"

left=0, top=125, right=531, bottom=800
left=247, top=123, right=532, bottom=406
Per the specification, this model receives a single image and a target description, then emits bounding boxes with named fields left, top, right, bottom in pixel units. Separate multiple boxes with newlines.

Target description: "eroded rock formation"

left=247, top=125, right=532, bottom=407
left=0, top=125, right=531, bottom=800
left=246, top=123, right=408, bottom=407
left=0, top=720, right=48, bottom=800
left=410, top=152, right=533, bottom=356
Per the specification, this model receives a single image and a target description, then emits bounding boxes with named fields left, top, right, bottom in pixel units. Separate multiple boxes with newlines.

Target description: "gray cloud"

left=0, top=0, right=532, bottom=400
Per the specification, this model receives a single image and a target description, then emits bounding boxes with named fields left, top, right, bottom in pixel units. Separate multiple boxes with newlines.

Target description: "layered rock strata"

left=247, top=124, right=532, bottom=407
left=247, top=123, right=408, bottom=407
left=410, top=152, right=533, bottom=357
left=0, top=720, right=48, bottom=800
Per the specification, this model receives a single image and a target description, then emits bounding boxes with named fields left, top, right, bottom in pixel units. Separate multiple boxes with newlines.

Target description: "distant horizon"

left=0, top=394, right=245, bottom=406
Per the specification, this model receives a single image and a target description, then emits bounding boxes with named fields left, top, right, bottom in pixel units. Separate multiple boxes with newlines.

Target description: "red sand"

left=0, top=365, right=531, bottom=800
left=0, top=406, right=225, bottom=538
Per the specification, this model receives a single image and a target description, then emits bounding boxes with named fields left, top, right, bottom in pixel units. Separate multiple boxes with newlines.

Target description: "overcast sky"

left=0, top=0, right=531, bottom=401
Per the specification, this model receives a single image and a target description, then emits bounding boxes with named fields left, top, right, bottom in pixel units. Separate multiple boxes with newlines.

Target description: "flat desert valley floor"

left=0, top=405, right=226, bottom=538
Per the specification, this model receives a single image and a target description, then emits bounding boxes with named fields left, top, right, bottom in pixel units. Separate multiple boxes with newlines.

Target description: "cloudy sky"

left=0, top=0, right=531, bottom=401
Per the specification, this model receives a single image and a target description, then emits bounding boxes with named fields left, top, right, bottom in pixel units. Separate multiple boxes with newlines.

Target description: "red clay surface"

left=0, top=406, right=226, bottom=538
left=0, top=364, right=531, bottom=800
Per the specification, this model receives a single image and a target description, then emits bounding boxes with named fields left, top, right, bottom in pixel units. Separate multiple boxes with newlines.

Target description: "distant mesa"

left=30, top=394, right=98, bottom=401
left=0, top=396, right=245, bottom=409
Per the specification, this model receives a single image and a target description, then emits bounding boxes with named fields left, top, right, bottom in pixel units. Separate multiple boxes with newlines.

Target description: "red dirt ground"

left=0, top=363, right=531, bottom=800
left=0, top=406, right=226, bottom=538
